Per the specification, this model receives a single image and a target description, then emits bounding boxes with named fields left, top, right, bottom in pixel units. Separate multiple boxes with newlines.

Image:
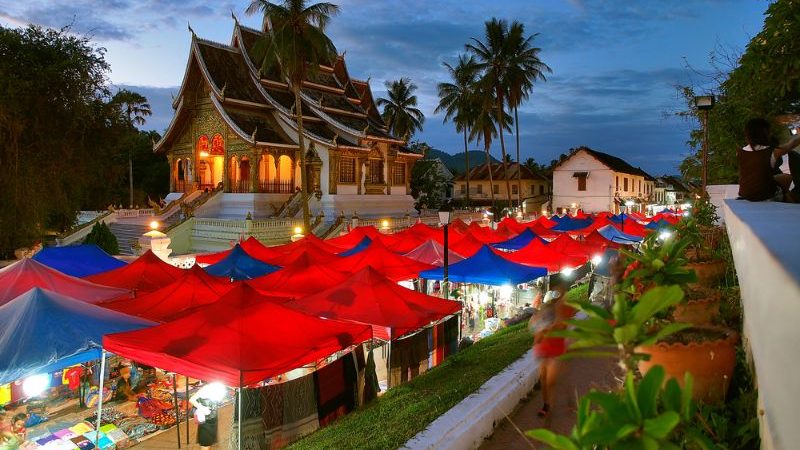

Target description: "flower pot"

left=686, top=259, right=726, bottom=286
left=637, top=327, right=738, bottom=403
left=672, top=289, right=721, bottom=326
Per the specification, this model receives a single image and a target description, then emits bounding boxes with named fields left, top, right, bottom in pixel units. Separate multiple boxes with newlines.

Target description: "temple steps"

left=108, top=223, right=150, bottom=256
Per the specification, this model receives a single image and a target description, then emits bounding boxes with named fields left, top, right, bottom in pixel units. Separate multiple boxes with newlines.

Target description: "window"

left=577, top=174, right=587, bottom=191
left=477, top=184, right=483, bottom=194
left=530, top=185, right=536, bottom=195
left=539, top=185, right=545, bottom=195
left=392, top=163, right=406, bottom=185
left=460, top=184, right=466, bottom=194
left=339, top=157, right=355, bottom=183
left=616, top=176, right=619, bottom=191
left=624, top=177, right=629, bottom=191
left=512, top=184, right=518, bottom=195
left=638, top=180, right=642, bottom=193
left=493, top=184, right=499, bottom=194
left=369, top=160, right=383, bottom=184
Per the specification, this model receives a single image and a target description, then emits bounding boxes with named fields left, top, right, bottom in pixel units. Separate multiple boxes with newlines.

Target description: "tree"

left=437, top=55, right=478, bottom=204
left=523, top=157, right=540, bottom=174
left=505, top=22, right=550, bottom=207
left=377, top=77, right=425, bottom=140
left=246, top=0, right=340, bottom=231
left=468, top=18, right=515, bottom=208
left=410, top=160, right=451, bottom=211
left=468, top=83, right=511, bottom=211
left=110, top=89, right=152, bottom=208
left=83, top=222, right=119, bottom=255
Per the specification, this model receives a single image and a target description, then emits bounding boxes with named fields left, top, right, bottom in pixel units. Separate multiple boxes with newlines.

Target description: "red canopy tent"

left=195, top=236, right=285, bottom=265
left=468, top=221, right=511, bottom=242
left=101, top=265, right=236, bottom=322
left=502, top=239, right=588, bottom=272
left=526, top=222, right=561, bottom=240
left=332, top=241, right=434, bottom=281
left=271, top=233, right=345, bottom=256
left=548, top=234, right=607, bottom=259
left=497, top=217, right=527, bottom=235
left=583, top=229, right=622, bottom=249
left=532, top=215, right=558, bottom=228
left=85, top=250, right=184, bottom=293
left=403, top=240, right=466, bottom=267
left=449, top=218, right=470, bottom=234
left=324, top=226, right=381, bottom=251
left=267, top=241, right=342, bottom=266
left=374, top=229, right=429, bottom=254
left=246, top=253, right=350, bottom=297
left=652, top=212, right=681, bottom=224
left=103, top=284, right=372, bottom=387
left=0, top=259, right=130, bottom=306
left=572, top=209, right=590, bottom=219
left=449, top=231, right=489, bottom=258
left=287, top=266, right=461, bottom=341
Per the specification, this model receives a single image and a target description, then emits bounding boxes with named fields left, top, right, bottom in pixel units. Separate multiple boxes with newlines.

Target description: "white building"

left=552, top=147, right=654, bottom=214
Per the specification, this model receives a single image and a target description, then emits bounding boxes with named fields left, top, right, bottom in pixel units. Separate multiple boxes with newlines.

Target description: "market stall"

left=85, top=250, right=184, bottom=293
left=203, top=244, right=280, bottom=280
left=32, top=245, right=126, bottom=278
left=331, top=240, right=434, bottom=282
left=403, top=240, right=465, bottom=267
left=246, top=253, right=350, bottom=298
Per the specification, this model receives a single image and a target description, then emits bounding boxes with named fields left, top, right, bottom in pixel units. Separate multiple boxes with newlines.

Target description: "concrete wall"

left=552, top=152, right=614, bottom=212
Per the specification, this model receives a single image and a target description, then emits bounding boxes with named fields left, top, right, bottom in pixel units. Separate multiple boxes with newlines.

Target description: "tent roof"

left=323, top=226, right=381, bottom=251
left=549, top=234, right=607, bottom=259
left=0, top=259, right=130, bottom=306
left=503, top=239, right=589, bottom=272
left=374, top=230, right=429, bottom=254
left=420, top=245, right=547, bottom=286
left=85, top=250, right=184, bottom=292
left=33, top=245, right=127, bottom=277
left=204, top=244, right=280, bottom=280
left=246, top=253, right=350, bottom=297
left=583, top=229, right=622, bottom=249
left=0, top=288, right=154, bottom=384
left=338, top=237, right=372, bottom=256
left=493, top=229, right=543, bottom=251
left=449, top=218, right=470, bottom=234
left=269, top=240, right=342, bottom=266
left=596, top=225, right=644, bottom=245
left=195, top=237, right=284, bottom=265
left=526, top=222, right=561, bottom=239
left=497, top=217, right=528, bottom=235
left=532, top=215, right=558, bottom=228
left=449, top=231, right=489, bottom=257
left=287, top=266, right=460, bottom=341
left=403, top=240, right=465, bottom=267
left=550, top=216, right=595, bottom=232
left=467, top=222, right=511, bottom=242
left=333, top=241, right=434, bottom=281
left=272, top=233, right=346, bottom=255
left=101, top=265, right=236, bottom=322
left=103, top=284, right=372, bottom=386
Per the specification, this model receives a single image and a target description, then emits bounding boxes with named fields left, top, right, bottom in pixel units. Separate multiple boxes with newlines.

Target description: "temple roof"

left=195, top=39, right=264, bottom=104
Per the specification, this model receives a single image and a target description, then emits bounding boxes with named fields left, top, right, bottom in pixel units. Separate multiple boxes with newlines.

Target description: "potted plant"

left=679, top=196, right=726, bottom=286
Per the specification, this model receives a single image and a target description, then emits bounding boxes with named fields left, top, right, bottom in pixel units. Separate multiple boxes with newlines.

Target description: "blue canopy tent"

left=492, top=229, right=543, bottom=251
left=0, top=288, right=154, bottom=385
left=420, top=245, right=547, bottom=286
left=33, top=245, right=126, bottom=278
left=204, top=244, right=280, bottom=280
left=338, top=237, right=372, bottom=257
left=596, top=225, right=643, bottom=245
left=550, top=216, right=594, bottom=232
left=645, top=219, right=674, bottom=230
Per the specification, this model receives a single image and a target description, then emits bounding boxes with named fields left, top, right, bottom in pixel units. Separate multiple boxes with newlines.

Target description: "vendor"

left=10, top=414, right=25, bottom=442
left=113, top=366, right=137, bottom=402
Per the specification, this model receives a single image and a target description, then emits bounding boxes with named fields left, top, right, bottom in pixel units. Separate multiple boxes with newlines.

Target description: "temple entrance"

left=198, top=156, right=223, bottom=191
left=257, top=152, right=295, bottom=193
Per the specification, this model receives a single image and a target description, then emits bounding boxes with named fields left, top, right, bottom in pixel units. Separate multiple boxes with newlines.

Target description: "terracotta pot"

left=672, top=290, right=721, bottom=326
left=637, top=327, right=738, bottom=403
left=686, top=259, right=726, bottom=286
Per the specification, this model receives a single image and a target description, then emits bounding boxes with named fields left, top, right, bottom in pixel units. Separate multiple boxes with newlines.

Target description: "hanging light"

left=23, top=374, right=50, bottom=398
left=198, top=382, right=227, bottom=402
left=659, top=231, right=673, bottom=241
left=591, top=254, right=603, bottom=266
left=149, top=220, right=160, bottom=230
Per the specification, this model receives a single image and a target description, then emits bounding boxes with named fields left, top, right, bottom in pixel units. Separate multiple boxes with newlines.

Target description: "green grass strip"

left=287, top=322, right=533, bottom=450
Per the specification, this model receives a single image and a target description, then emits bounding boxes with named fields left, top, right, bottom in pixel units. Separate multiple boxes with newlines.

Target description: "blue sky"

left=0, top=0, right=768, bottom=175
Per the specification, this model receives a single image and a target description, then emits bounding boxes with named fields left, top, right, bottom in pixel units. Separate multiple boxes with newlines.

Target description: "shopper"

left=738, top=118, right=800, bottom=202
left=190, top=383, right=223, bottom=450
left=9, top=414, right=25, bottom=442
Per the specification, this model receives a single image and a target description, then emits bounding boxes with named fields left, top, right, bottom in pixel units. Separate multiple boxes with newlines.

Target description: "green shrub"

left=83, top=221, right=119, bottom=255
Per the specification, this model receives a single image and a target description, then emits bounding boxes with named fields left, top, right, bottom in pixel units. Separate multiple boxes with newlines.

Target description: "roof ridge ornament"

left=220, top=83, right=227, bottom=99
left=188, top=22, right=195, bottom=37
left=251, top=127, right=258, bottom=142
left=231, top=10, right=239, bottom=24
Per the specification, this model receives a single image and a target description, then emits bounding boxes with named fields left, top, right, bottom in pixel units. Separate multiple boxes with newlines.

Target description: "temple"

left=155, top=18, right=421, bottom=219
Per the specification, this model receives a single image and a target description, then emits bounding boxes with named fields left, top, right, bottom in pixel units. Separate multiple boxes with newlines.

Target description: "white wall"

left=552, top=152, right=614, bottom=213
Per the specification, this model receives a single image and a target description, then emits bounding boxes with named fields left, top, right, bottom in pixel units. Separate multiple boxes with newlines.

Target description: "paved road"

left=479, top=355, right=620, bottom=450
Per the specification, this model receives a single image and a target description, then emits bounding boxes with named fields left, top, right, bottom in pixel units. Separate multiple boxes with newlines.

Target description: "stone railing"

left=56, top=210, right=115, bottom=246
left=191, top=217, right=305, bottom=247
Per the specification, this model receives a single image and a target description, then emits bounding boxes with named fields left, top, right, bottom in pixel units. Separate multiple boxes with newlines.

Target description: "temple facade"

left=155, top=19, right=421, bottom=218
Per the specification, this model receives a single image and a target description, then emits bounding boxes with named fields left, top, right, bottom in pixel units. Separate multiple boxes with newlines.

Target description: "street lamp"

left=622, top=200, right=634, bottom=232
left=694, top=95, right=715, bottom=191
left=438, top=205, right=452, bottom=300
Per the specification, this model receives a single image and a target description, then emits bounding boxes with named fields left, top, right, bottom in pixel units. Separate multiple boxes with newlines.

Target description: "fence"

left=258, top=180, right=295, bottom=194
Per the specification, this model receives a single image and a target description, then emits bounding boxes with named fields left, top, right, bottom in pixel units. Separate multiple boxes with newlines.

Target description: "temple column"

left=329, top=152, right=339, bottom=195
left=356, top=157, right=366, bottom=195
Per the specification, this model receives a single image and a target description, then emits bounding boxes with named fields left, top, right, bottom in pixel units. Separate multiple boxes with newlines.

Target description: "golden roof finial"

left=251, top=127, right=258, bottom=142
left=188, top=22, right=195, bottom=36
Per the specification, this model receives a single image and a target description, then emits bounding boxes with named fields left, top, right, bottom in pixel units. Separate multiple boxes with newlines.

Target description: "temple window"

left=369, top=159, right=384, bottom=184
left=197, top=135, right=209, bottom=156
left=392, top=163, right=406, bottom=185
left=211, top=133, right=225, bottom=155
left=339, top=157, right=356, bottom=183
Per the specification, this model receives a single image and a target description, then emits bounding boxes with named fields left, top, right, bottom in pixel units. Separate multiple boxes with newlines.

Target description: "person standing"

left=738, top=118, right=800, bottom=202
left=190, top=384, right=223, bottom=450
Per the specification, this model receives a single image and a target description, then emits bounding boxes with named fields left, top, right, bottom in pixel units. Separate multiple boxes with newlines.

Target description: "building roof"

left=565, top=147, right=654, bottom=179
left=454, top=162, right=548, bottom=182
left=658, top=175, right=691, bottom=192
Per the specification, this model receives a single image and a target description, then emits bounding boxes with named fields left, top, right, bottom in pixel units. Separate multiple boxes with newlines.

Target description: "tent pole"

left=185, top=376, right=189, bottom=444
left=173, top=374, right=181, bottom=448
left=238, top=373, right=244, bottom=450
left=386, top=332, right=393, bottom=390
left=94, top=350, right=107, bottom=449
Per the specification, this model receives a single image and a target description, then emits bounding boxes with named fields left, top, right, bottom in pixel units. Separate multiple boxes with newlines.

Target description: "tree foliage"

left=83, top=222, right=119, bottom=255
left=410, top=159, right=451, bottom=211
left=0, top=25, right=169, bottom=256
left=378, top=77, right=425, bottom=140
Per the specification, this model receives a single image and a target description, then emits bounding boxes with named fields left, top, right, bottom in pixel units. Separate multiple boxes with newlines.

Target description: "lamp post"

left=694, top=95, right=715, bottom=191
left=438, top=205, right=452, bottom=300
left=623, top=200, right=634, bottom=232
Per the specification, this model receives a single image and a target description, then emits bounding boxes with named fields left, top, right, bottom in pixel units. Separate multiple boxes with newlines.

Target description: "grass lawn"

left=286, top=322, right=534, bottom=450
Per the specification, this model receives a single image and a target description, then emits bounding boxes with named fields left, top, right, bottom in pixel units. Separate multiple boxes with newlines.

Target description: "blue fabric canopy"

left=33, top=245, right=126, bottom=278
left=204, top=244, right=280, bottom=280
left=550, top=216, right=594, bottom=232
left=420, top=245, right=547, bottom=286
left=338, top=237, right=372, bottom=257
left=493, top=229, right=542, bottom=251
left=645, top=219, right=673, bottom=230
left=596, top=225, right=643, bottom=245
left=0, top=288, right=154, bottom=385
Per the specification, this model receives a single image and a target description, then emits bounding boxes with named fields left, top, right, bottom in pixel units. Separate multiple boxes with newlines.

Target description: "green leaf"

left=615, top=423, right=639, bottom=440
left=662, top=378, right=682, bottom=413
left=643, top=411, right=680, bottom=439
left=681, top=372, right=695, bottom=420
left=526, top=429, right=580, bottom=450
left=630, top=286, right=684, bottom=325
left=559, top=350, right=618, bottom=361
left=637, top=365, right=664, bottom=417
left=614, top=324, right=640, bottom=345
left=624, top=371, right=642, bottom=423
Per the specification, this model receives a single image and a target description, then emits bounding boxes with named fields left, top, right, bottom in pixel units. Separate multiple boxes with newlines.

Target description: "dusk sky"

left=1, top=1, right=769, bottom=175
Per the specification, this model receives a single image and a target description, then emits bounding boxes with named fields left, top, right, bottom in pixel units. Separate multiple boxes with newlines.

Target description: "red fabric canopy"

left=324, top=226, right=381, bottom=251
left=272, top=234, right=345, bottom=256
left=526, top=222, right=561, bottom=239
left=246, top=253, right=350, bottom=297
left=652, top=212, right=681, bottom=224
left=572, top=209, right=590, bottom=219
left=101, top=265, right=236, bottom=322
left=548, top=234, right=607, bottom=259
left=403, top=240, right=465, bottom=267
left=497, top=217, right=528, bottom=235
left=332, top=241, right=434, bottom=281
left=86, top=250, right=184, bottom=293
left=287, top=266, right=461, bottom=341
left=468, top=222, right=511, bottom=242
left=268, top=241, right=342, bottom=266
left=503, top=239, right=588, bottom=272
left=103, top=284, right=372, bottom=387
left=450, top=218, right=470, bottom=234
left=374, top=229, right=429, bottom=254
left=532, top=215, right=558, bottom=228
left=583, top=229, right=622, bottom=249
left=195, top=237, right=284, bottom=265
left=449, top=232, right=488, bottom=258
left=0, top=259, right=130, bottom=306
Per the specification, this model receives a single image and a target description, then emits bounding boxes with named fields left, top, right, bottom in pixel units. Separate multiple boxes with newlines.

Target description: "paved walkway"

left=479, top=355, right=620, bottom=450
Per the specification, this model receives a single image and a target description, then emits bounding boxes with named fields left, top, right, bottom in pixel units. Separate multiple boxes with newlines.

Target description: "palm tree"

left=377, top=78, right=425, bottom=140
left=246, top=0, right=339, bottom=231
left=111, top=89, right=151, bottom=207
left=436, top=55, right=478, bottom=204
left=468, top=84, right=511, bottom=211
left=506, top=22, right=550, bottom=207
left=467, top=18, right=514, bottom=208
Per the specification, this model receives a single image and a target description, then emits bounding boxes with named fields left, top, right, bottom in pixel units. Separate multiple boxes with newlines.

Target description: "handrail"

left=57, top=210, right=113, bottom=240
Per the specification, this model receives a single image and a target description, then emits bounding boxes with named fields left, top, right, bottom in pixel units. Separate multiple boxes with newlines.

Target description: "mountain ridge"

left=425, top=149, right=501, bottom=175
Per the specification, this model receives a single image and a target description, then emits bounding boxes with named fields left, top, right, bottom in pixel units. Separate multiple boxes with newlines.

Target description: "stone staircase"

left=276, top=191, right=309, bottom=219
left=108, top=222, right=150, bottom=256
